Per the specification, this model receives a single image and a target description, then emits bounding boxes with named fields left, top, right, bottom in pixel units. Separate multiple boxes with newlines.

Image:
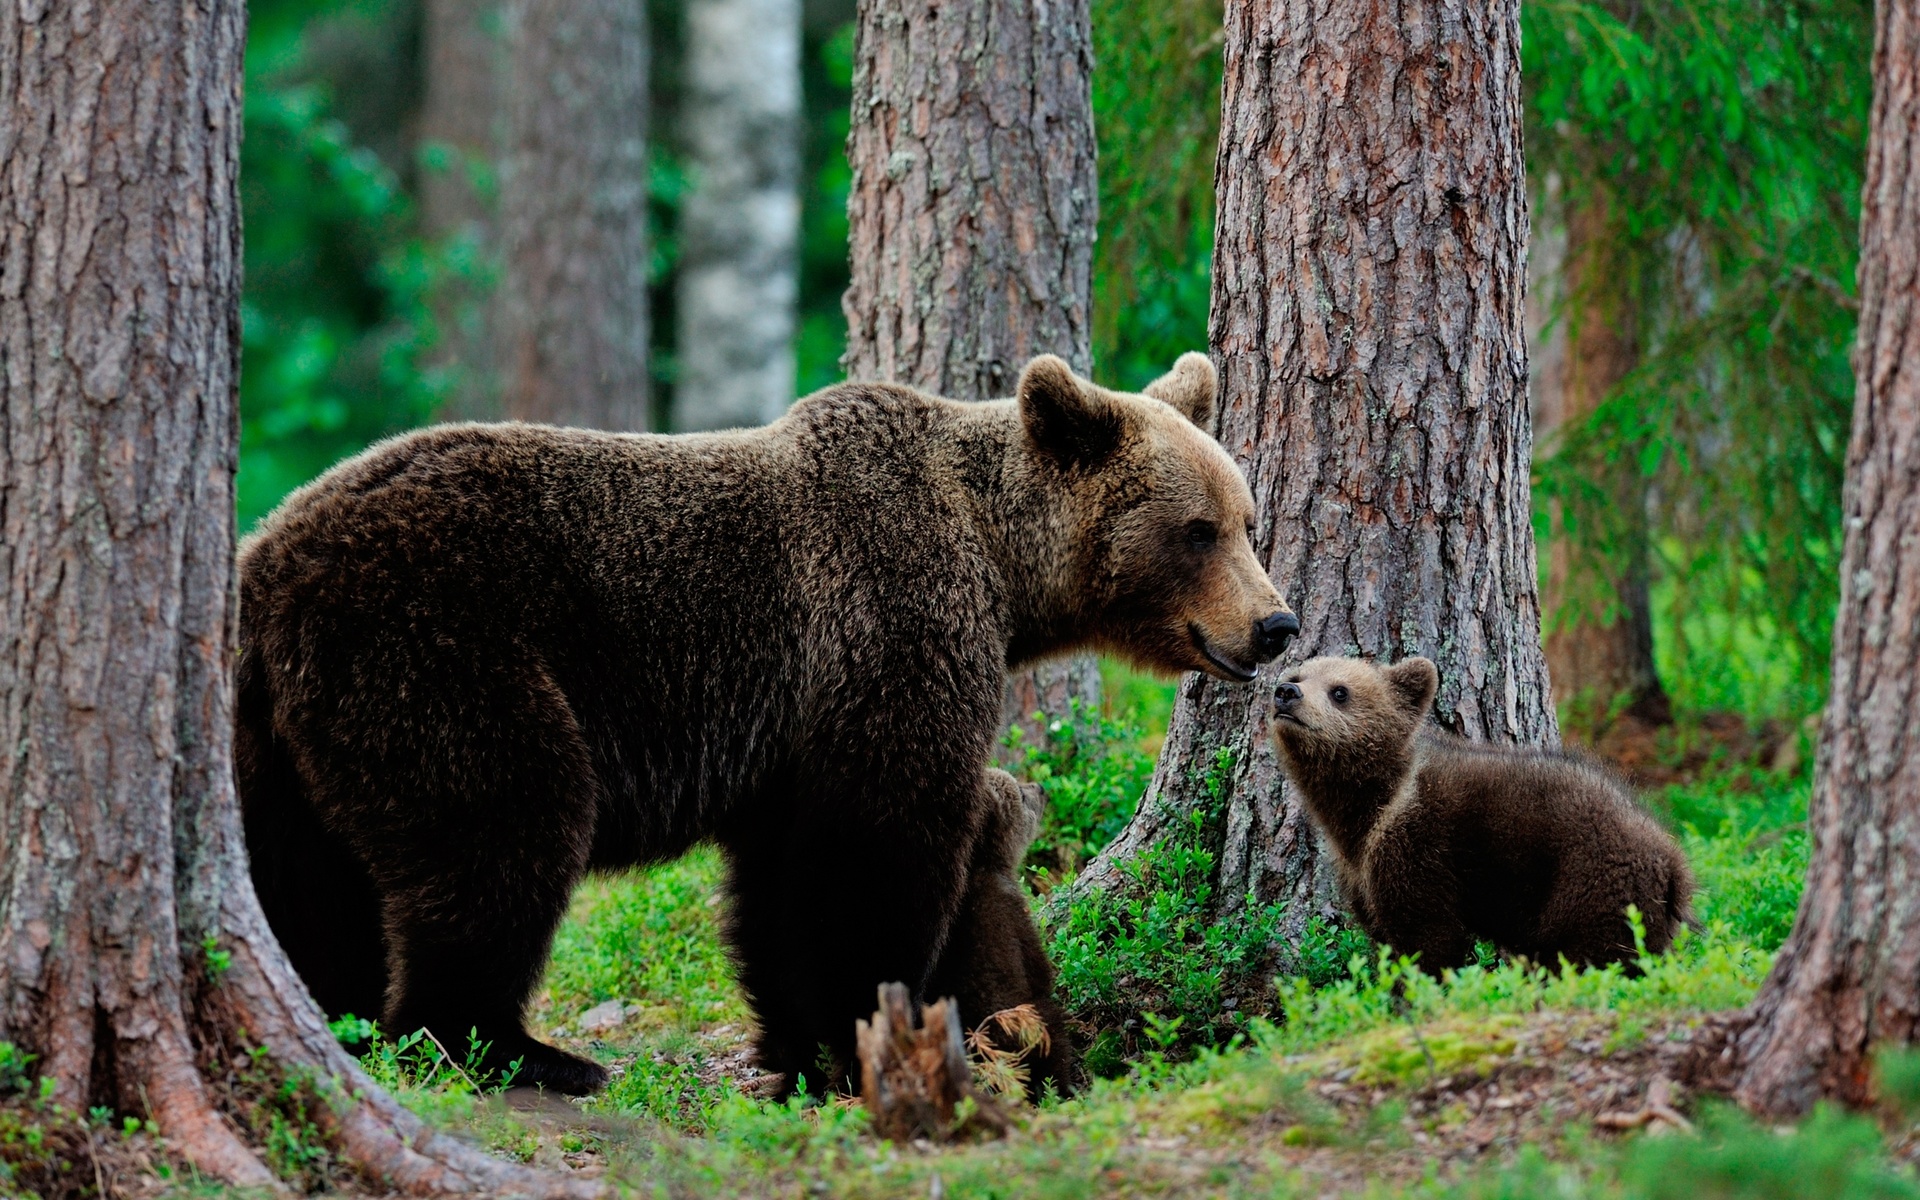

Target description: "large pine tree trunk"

left=842, top=0, right=1102, bottom=735
left=1728, top=0, right=1920, bottom=1115
left=500, top=0, right=651, bottom=430
left=0, top=5, right=596, bottom=1192
left=419, top=0, right=506, bottom=422
left=1073, top=0, right=1557, bottom=964
left=672, top=0, right=802, bottom=432
left=1541, top=191, right=1670, bottom=729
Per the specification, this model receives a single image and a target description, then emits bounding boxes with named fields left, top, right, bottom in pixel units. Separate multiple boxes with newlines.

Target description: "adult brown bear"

left=237, top=353, right=1297, bottom=1095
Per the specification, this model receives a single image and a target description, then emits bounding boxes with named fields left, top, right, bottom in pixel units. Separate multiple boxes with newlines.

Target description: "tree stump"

left=856, top=985, right=1009, bottom=1142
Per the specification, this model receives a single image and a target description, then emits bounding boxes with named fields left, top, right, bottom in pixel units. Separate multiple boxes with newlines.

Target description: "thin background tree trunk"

left=419, top=0, right=506, bottom=422
left=500, top=0, right=652, bottom=430
left=842, top=0, right=1102, bottom=736
left=1727, top=0, right=1920, bottom=1115
left=1073, top=0, right=1557, bottom=968
left=0, top=4, right=600, bottom=1191
left=1541, top=190, right=1670, bottom=729
left=673, top=0, right=802, bottom=432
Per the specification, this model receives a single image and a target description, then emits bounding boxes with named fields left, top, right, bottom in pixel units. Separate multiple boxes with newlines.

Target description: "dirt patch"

left=1254, top=1011, right=1722, bottom=1190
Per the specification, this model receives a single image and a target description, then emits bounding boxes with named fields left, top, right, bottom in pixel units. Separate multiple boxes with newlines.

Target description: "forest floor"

left=29, top=701, right=1920, bottom=1199
left=295, top=701, right=1915, bottom=1200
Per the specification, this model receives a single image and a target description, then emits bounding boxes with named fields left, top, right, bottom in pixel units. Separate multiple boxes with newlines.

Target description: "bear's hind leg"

left=379, top=850, right=604, bottom=1095
left=338, top=658, right=609, bottom=1095
left=237, top=666, right=389, bottom=1021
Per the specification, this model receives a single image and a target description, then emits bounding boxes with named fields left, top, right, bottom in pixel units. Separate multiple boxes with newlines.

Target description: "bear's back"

left=1393, top=737, right=1687, bottom=954
left=236, top=389, right=1015, bottom=847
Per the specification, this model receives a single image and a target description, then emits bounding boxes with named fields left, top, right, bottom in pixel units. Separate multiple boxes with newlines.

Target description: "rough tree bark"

left=0, top=4, right=597, bottom=1193
left=1072, top=0, right=1558, bottom=964
left=419, top=0, right=506, bottom=422
left=500, top=0, right=651, bottom=430
left=673, top=0, right=802, bottom=432
left=1541, top=191, right=1670, bottom=729
left=842, top=0, right=1102, bottom=736
left=1726, top=0, right=1920, bottom=1115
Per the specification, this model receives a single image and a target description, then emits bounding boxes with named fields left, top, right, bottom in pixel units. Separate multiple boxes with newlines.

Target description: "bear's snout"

left=1274, top=681, right=1303, bottom=707
left=1252, top=611, right=1300, bottom=661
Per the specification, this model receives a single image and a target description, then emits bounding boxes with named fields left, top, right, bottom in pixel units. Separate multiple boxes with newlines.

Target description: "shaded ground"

left=419, top=1005, right=1729, bottom=1198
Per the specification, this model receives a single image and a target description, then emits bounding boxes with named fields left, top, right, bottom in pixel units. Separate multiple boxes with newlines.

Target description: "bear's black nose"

left=1252, top=611, right=1300, bottom=661
left=1275, top=681, right=1303, bottom=707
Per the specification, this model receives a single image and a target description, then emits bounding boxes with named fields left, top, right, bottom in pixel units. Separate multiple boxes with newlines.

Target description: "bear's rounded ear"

left=1142, top=352, right=1217, bottom=429
left=1018, top=354, right=1125, bottom=468
left=1386, top=657, right=1439, bottom=716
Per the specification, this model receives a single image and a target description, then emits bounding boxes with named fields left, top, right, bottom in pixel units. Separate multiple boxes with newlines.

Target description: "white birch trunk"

left=673, top=0, right=803, bottom=431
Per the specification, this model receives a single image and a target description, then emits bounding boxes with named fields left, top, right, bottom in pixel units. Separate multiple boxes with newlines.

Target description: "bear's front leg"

left=1360, top=830, right=1475, bottom=976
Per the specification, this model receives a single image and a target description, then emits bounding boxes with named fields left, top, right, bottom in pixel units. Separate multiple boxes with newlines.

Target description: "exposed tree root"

left=139, top=1032, right=281, bottom=1190
left=197, top=893, right=609, bottom=1198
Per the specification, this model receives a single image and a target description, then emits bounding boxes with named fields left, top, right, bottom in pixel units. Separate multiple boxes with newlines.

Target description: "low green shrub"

left=1655, top=768, right=1811, bottom=952
left=1623, top=1102, right=1920, bottom=1200
left=1003, top=697, right=1156, bottom=883
left=1265, top=923, right=1771, bottom=1057
left=1044, top=745, right=1288, bottom=1061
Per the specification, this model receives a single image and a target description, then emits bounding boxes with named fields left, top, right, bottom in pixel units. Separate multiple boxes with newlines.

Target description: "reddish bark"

left=1541, top=191, right=1670, bottom=729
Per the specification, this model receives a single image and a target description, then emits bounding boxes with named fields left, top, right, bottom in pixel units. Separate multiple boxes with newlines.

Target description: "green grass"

left=543, top=849, right=750, bottom=1036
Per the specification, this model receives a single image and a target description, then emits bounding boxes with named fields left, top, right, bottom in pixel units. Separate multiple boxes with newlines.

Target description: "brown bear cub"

left=239, top=352, right=1298, bottom=1097
left=927, top=770, right=1076, bottom=1099
left=1269, top=657, right=1693, bottom=973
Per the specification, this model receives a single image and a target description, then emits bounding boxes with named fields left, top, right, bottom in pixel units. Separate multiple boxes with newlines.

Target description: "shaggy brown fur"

left=926, top=770, right=1075, bottom=1099
left=1269, top=657, right=1693, bottom=973
left=238, top=352, right=1295, bottom=1096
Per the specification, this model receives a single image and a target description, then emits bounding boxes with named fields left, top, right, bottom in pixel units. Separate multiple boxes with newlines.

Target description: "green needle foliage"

left=1525, top=0, right=1873, bottom=716
left=239, top=0, right=461, bottom=529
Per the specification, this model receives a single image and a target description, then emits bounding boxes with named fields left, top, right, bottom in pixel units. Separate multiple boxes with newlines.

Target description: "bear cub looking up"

left=1269, top=656, right=1693, bottom=972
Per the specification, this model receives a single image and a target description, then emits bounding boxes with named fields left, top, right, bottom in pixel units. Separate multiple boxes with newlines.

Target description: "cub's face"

left=1269, top=656, right=1439, bottom=759
left=1016, top=354, right=1297, bottom=681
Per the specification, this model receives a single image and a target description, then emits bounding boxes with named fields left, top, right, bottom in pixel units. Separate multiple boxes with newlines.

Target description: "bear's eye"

left=1185, top=520, right=1218, bottom=550
left=1330, top=686, right=1350, bottom=705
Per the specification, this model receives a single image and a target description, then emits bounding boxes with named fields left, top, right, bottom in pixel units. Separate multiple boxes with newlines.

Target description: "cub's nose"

left=1252, top=611, right=1301, bottom=661
left=1274, top=681, right=1303, bottom=708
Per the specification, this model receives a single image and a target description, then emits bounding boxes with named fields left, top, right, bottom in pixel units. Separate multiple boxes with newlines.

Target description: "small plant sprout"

left=201, top=931, right=232, bottom=981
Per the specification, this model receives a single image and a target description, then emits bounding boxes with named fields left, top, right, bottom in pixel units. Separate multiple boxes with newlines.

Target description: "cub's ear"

left=1142, top=351, right=1217, bottom=428
left=1385, top=657, right=1439, bottom=716
left=1018, top=354, right=1125, bottom=468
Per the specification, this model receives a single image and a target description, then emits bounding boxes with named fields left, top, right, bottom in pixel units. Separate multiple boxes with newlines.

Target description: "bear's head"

left=1012, top=353, right=1297, bottom=681
left=1268, top=656, right=1439, bottom=772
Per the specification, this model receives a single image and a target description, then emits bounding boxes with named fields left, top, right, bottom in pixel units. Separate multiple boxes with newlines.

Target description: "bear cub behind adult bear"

left=927, top=769, right=1075, bottom=1099
left=1269, top=656, right=1693, bottom=972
